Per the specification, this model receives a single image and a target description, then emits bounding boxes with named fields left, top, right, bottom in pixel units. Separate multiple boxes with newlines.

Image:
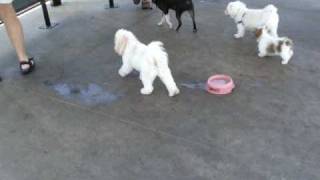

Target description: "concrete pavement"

left=0, top=0, right=319, bottom=179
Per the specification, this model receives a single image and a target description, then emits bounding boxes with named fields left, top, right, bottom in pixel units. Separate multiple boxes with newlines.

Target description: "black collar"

left=237, top=13, right=246, bottom=24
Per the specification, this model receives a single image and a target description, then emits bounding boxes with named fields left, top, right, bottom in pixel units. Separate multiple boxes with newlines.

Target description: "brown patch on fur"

left=255, top=29, right=263, bottom=38
left=267, top=44, right=276, bottom=54
left=277, top=40, right=284, bottom=52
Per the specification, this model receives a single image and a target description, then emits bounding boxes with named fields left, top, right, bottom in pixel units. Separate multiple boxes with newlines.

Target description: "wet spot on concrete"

left=181, top=81, right=207, bottom=90
left=46, top=82, right=121, bottom=106
left=71, top=87, right=81, bottom=94
left=43, top=80, right=53, bottom=86
left=53, top=83, right=71, bottom=96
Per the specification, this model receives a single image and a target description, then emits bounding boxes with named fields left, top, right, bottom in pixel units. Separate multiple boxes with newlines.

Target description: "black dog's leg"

left=160, top=8, right=173, bottom=29
left=175, top=11, right=183, bottom=32
left=188, top=9, right=197, bottom=33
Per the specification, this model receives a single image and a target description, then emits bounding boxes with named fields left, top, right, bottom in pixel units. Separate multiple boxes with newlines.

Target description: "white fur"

left=225, top=1, right=279, bottom=38
left=257, top=28, right=294, bottom=65
left=158, top=14, right=173, bottom=29
left=114, top=29, right=180, bottom=96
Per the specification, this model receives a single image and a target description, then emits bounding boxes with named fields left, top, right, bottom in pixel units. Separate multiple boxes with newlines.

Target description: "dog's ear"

left=226, top=2, right=235, bottom=14
left=234, top=2, right=247, bottom=21
left=277, top=40, right=284, bottom=52
left=119, top=35, right=129, bottom=55
left=236, top=1, right=247, bottom=9
left=255, top=28, right=263, bottom=38
left=115, top=32, right=129, bottom=55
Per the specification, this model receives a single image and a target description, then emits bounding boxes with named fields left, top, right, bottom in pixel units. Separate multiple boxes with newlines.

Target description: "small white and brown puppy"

left=225, top=1, right=279, bottom=38
left=255, top=28, right=294, bottom=65
left=114, top=29, right=180, bottom=96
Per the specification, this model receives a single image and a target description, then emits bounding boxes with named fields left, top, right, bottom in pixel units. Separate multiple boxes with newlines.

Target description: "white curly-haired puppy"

left=255, top=28, right=294, bottom=65
left=225, top=1, right=279, bottom=38
left=114, top=29, right=180, bottom=97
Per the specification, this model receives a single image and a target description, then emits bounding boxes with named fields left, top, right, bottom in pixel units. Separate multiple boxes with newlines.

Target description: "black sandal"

left=20, top=57, right=35, bottom=75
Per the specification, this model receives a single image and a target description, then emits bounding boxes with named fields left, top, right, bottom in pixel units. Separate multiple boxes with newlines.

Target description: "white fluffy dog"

left=256, top=28, right=294, bottom=65
left=225, top=1, right=279, bottom=38
left=114, top=29, right=180, bottom=97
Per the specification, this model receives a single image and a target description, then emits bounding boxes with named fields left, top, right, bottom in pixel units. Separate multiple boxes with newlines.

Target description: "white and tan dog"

left=255, top=28, right=294, bottom=65
left=114, top=29, right=180, bottom=97
left=225, top=1, right=279, bottom=38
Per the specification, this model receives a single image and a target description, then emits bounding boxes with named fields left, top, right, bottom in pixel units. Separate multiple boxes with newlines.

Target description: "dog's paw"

left=118, top=69, right=127, bottom=77
left=258, top=53, right=266, bottom=58
left=157, top=22, right=163, bottom=26
left=168, top=24, right=173, bottom=29
left=169, top=88, right=180, bottom=97
left=234, top=34, right=243, bottom=39
left=281, top=60, right=289, bottom=65
left=140, top=87, right=153, bottom=95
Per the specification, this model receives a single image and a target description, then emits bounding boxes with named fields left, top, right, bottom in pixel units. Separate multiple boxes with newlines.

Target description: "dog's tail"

left=147, top=41, right=169, bottom=70
left=264, top=4, right=278, bottom=13
left=147, top=41, right=180, bottom=96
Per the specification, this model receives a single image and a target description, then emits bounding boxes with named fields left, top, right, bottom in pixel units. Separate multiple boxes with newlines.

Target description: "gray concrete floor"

left=0, top=0, right=320, bottom=179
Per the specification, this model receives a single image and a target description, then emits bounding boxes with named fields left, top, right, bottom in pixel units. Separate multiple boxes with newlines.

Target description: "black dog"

left=152, top=0, right=197, bottom=32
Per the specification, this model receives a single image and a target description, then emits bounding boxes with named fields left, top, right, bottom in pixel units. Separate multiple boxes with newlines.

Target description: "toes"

left=169, top=88, right=180, bottom=97
left=118, top=70, right=126, bottom=77
left=140, top=88, right=153, bottom=95
left=234, top=34, right=242, bottom=38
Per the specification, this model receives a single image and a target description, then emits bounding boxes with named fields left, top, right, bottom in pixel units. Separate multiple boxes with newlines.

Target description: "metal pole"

left=105, top=0, right=118, bottom=9
left=109, top=0, right=115, bottom=8
left=51, top=0, right=62, bottom=6
left=40, top=0, right=51, bottom=27
left=39, top=0, right=59, bottom=29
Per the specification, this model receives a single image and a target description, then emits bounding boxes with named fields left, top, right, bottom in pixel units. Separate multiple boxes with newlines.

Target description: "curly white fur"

left=225, top=1, right=279, bottom=38
left=256, top=28, right=294, bottom=65
left=114, top=29, right=180, bottom=97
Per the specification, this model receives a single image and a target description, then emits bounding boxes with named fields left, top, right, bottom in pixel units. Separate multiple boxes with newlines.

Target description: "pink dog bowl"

left=207, top=74, right=235, bottom=95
